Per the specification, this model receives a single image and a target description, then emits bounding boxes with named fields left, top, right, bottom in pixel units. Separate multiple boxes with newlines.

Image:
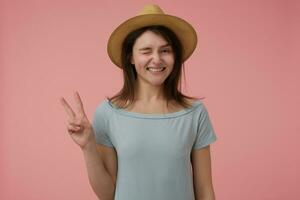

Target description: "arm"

left=191, top=145, right=216, bottom=200
left=60, top=92, right=116, bottom=200
left=82, top=140, right=116, bottom=200
left=96, top=144, right=118, bottom=187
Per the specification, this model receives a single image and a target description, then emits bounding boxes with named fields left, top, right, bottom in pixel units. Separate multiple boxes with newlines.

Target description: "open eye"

left=161, top=48, right=172, bottom=54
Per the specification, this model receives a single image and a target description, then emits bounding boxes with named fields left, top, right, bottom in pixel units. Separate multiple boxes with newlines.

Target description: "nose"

left=151, top=51, right=162, bottom=66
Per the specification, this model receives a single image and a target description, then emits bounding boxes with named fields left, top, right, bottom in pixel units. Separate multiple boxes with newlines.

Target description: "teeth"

left=147, top=67, right=165, bottom=72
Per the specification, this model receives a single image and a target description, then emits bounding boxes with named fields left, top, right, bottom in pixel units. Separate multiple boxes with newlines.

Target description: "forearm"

left=82, top=141, right=115, bottom=200
left=195, top=185, right=216, bottom=200
left=197, top=195, right=215, bottom=200
left=196, top=188, right=216, bottom=200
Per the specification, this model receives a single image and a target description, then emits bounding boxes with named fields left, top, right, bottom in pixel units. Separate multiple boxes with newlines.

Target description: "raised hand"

left=60, top=91, right=96, bottom=150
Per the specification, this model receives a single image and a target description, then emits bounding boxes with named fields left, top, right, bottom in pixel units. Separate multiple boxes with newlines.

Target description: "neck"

left=134, top=81, right=166, bottom=103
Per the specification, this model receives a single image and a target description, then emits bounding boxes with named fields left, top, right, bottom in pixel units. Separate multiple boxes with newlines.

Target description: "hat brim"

left=107, top=14, right=198, bottom=68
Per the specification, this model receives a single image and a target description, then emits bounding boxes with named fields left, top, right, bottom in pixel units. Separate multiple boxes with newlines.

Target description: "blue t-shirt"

left=92, top=98, right=217, bottom=200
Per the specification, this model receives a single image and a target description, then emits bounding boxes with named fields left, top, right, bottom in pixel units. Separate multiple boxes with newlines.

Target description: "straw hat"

left=107, top=4, right=198, bottom=69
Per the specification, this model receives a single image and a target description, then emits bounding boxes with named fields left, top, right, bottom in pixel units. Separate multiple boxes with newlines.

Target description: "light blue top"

left=92, top=98, right=217, bottom=200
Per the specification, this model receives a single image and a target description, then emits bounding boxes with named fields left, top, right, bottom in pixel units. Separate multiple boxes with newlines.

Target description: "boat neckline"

left=104, top=98, right=202, bottom=119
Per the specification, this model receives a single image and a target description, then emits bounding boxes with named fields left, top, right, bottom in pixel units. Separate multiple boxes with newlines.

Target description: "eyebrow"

left=138, top=44, right=171, bottom=51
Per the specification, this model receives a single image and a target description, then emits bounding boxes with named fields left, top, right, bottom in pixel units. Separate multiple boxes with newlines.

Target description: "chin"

left=150, top=80, right=166, bottom=86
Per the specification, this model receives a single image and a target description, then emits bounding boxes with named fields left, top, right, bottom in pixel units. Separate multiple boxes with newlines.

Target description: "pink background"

left=1, top=0, right=299, bottom=199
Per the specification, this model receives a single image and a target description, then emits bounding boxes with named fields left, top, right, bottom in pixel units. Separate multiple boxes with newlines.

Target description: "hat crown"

left=138, top=4, right=165, bottom=15
left=107, top=4, right=197, bottom=68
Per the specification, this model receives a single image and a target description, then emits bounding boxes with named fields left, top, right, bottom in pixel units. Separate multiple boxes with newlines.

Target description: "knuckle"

left=67, top=118, right=75, bottom=124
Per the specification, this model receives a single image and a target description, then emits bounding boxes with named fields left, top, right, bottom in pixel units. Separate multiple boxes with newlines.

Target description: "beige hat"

left=107, top=4, right=198, bottom=68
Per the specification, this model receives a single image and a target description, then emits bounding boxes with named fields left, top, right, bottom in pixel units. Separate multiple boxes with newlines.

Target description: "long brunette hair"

left=107, top=25, right=203, bottom=109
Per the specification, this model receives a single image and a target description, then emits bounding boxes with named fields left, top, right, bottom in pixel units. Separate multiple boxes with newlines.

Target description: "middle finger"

left=60, top=97, right=76, bottom=119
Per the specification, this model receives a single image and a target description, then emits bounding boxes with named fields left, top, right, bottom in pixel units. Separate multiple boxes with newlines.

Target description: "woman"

left=60, top=4, right=217, bottom=200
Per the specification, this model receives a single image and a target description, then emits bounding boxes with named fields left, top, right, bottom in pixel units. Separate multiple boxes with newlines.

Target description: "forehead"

left=133, top=30, right=169, bottom=48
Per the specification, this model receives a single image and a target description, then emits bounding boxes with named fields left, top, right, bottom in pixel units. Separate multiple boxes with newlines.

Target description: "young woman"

left=60, top=4, right=217, bottom=200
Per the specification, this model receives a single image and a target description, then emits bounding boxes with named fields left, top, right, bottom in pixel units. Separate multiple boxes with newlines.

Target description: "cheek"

left=133, top=55, right=150, bottom=66
left=166, top=55, right=175, bottom=66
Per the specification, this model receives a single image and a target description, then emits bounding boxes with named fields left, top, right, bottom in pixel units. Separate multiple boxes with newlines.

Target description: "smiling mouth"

left=146, top=67, right=166, bottom=72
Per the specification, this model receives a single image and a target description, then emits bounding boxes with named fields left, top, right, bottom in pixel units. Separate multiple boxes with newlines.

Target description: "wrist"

left=81, top=139, right=97, bottom=153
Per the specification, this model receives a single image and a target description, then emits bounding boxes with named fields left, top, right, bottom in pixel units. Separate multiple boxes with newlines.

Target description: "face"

left=131, top=30, right=175, bottom=87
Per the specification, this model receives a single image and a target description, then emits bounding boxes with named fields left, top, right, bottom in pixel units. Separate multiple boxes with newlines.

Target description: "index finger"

left=59, top=97, right=76, bottom=119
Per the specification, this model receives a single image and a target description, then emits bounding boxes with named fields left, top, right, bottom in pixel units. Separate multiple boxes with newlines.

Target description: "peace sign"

left=60, top=91, right=96, bottom=150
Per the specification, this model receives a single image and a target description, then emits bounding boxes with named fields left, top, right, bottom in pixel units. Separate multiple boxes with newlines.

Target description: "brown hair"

left=107, top=25, right=204, bottom=109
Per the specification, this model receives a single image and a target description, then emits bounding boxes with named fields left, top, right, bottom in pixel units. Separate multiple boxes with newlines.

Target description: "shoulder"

left=185, top=98, right=197, bottom=105
left=183, top=97, right=203, bottom=109
left=94, top=99, right=112, bottom=117
left=95, top=99, right=108, bottom=110
left=109, top=98, right=131, bottom=109
left=182, top=97, right=207, bottom=117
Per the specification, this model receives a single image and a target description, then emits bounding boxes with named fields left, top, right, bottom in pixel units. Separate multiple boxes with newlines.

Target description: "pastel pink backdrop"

left=1, top=0, right=299, bottom=199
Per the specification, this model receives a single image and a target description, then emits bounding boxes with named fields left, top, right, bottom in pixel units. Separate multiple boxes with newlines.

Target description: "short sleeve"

left=192, top=104, right=218, bottom=150
left=92, top=104, right=114, bottom=148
